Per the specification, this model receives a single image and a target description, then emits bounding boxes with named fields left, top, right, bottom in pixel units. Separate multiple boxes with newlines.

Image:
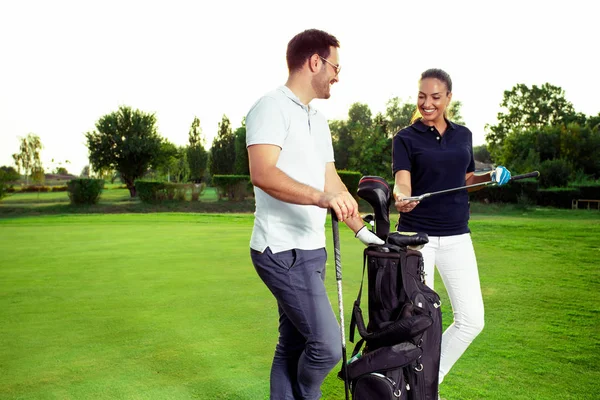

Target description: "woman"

left=392, top=68, right=511, bottom=390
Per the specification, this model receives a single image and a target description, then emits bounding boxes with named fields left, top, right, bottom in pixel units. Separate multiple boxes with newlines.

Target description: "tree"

left=473, top=145, right=492, bottom=164
left=54, top=167, right=69, bottom=175
left=0, top=166, right=20, bottom=182
left=85, top=106, right=164, bottom=197
left=0, top=166, right=20, bottom=200
left=31, top=166, right=45, bottom=185
left=233, top=118, right=249, bottom=175
left=347, top=103, right=392, bottom=178
left=172, top=147, right=190, bottom=183
left=209, top=115, right=236, bottom=175
left=12, top=133, right=43, bottom=185
left=447, top=100, right=465, bottom=125
left=152, top=140, right=180, bottom=181
left=385, top=97, right=415, bottom=135
left=80, top=165, right=90, bottom=178
left=485, top=83, right=576, bottom=161
left=186, top=116, right=209, bottom=182
left=352, top=113, right=392, bottom=179
left=330, top=119, right=352, bottom=171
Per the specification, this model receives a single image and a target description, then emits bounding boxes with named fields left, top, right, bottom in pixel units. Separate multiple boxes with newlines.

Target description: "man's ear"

left=308, top=54, right=321, bottom=73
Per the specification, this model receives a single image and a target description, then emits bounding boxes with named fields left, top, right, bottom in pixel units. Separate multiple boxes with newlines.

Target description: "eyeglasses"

left=319, top=56, right=341, bottom=76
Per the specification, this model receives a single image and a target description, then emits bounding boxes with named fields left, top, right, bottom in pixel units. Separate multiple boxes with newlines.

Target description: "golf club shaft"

left=405, top=171, right=541, bottom=201
left=331, top=212, right=350, bottom=400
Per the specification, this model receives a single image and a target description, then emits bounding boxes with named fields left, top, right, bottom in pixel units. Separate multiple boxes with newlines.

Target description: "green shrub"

left=539, top=159, right=573, bottom=188
left=21, top=185, right=52, bottom=193
left=338, top=170, right=362, bottom=199
left=575, top=184, right=600, bottom=200
left=537, top=188, right=580, bottom=209
left=67, top=179, right=104, bottom=205
left=135, top=180, right=165, bottom=203
left=469, top=179, right=538, bottom=204
left=51, top=185, right=68, bottom=192
left=0, top=182, right=6, bottom=200
left=212, top=175, right=250, bottom=201
left=174, top=184, right=187, bottom=201
left=164, top=183, right=176, bottom=200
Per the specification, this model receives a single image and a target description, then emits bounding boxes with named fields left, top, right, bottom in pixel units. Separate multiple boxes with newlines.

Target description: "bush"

left=539, top=159, right=573, bottom=188
left=212, top=175, right=250, bottom=201
left=51, top=185, right=68, bottom=192
left=67, top=179, right=104, bottom=205
left=575, top=184, right=600, bottom=200
left=469, top=179, right=539, bottom=204
left=21, top=185, right=52, bottom=193
left=537, top=188, right=580, bottom=208
left=135, top=180, right=165, bottom=203
left=338, top=170, right=362, bottom=199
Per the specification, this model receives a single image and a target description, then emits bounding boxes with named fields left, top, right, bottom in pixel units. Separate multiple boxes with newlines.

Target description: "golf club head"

left=357, top=176, right=391, bottom=239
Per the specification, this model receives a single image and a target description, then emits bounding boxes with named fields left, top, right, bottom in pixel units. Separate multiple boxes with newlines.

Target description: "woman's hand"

left=394, top=197, right=419, bottom=213
left=393, top=187, right=419, bottom=213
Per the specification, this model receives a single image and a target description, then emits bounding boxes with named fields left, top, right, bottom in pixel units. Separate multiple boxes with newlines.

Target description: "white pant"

left=420, top=233, right=485, bottom=384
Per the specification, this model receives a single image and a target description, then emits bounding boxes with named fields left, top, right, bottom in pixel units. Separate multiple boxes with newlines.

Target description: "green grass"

left=0, top=212, right=598, bottom=399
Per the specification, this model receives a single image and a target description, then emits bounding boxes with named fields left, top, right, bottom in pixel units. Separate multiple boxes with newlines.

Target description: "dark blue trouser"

left=251, top=247, right=342, bottom=400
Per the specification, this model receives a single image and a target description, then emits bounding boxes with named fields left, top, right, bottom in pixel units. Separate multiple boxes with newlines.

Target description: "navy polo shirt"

left=392, top=119, right=475, bottom=236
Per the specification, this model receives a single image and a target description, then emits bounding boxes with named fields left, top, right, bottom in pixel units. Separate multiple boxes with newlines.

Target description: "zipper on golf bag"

left=352, top=370, right=408, bottom=399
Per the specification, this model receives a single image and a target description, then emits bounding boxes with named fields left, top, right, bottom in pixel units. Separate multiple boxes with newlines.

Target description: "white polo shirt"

left=246, top=86, right=335, bottom=253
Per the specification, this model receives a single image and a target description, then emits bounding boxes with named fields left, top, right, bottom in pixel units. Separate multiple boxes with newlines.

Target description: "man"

left=246, top=29, right=383, bottom=400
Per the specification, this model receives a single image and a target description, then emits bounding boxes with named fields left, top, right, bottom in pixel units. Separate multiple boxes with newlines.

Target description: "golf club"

left=331, top=211, right=350, bottom=400
left=400, top=171, right=540, bottom=202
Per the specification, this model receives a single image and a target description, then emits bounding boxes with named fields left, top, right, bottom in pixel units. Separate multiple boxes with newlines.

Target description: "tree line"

left=4, top=82, right=599, bottom=200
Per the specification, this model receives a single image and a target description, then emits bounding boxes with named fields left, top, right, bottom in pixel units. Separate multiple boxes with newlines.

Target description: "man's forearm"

left=252, top=166, right=323, bottom=205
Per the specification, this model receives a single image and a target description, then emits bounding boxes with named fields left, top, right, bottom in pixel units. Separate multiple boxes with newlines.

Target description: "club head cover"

left=386, top=231, right=429, bottom=249
left=357, top=176, right=391, bottom=239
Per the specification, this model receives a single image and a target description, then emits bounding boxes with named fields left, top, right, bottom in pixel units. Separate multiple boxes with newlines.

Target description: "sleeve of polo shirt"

left=246, top=96, right=287, bottom=148
left=466, top=128, right=475, bottom=173
left=392, top=132, right=412, bottom=175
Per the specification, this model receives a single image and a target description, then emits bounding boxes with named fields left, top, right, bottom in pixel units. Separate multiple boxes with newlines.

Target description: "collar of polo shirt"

left=278, top=86, right=318, bottom=115
left=413, top=118, right=457, bottom=133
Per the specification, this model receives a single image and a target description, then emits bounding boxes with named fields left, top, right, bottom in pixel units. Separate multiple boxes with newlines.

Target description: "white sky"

left=1, top=0, right=598, bottom=176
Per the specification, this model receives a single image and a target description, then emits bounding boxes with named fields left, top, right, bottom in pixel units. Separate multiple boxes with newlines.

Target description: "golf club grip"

left=331, top=211, right=342, bottom=281
left=510, top=171, right=540, bottom=181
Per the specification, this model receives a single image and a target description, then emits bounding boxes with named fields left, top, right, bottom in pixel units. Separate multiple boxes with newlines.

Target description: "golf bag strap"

left=349, top=250, right=368, bottom=343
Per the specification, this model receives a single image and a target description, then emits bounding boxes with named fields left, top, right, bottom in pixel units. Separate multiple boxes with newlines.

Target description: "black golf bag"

left=341, top=176, right=442, bottom=400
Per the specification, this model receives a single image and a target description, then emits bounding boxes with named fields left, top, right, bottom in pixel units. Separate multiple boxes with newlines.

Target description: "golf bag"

left=341, top=176, right=442, bottom=400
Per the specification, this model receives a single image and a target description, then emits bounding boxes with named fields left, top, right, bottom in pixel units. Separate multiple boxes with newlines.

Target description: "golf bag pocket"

left=353, top=370, right=408, bottom=400
left=346, top=342, right=421, bottom=381
left=351, top=304, right=432, bottom=349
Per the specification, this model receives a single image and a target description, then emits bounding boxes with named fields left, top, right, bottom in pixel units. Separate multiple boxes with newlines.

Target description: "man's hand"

left=319, top=191, right=359, bottom=222
left=355, top=226, right=385, bottom=246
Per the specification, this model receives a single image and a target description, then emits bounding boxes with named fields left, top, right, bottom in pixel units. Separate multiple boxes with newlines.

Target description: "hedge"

left=67, top=179, right=105, bottom=205
left=212, top=175, right=251, bottom=201
left=338, top=170, right=362, bottom=199
left=135, top=180, right=166, bottom=203
left=469, top=180, right=538, bottom=204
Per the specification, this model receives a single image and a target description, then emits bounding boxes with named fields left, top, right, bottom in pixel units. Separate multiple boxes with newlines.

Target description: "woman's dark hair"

left=286, top=29, right=339, bottom=72
left=420, top=68, right=452, bottom=93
